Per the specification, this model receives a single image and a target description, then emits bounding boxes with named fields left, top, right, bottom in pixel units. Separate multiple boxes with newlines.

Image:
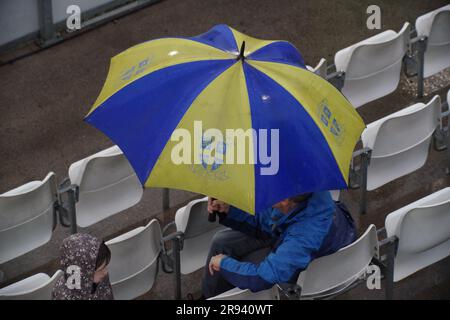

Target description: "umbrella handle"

left=208, top=198, right=219, bottom=222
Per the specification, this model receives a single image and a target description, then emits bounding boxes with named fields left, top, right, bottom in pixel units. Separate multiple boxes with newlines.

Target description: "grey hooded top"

left=52, top=233, right=114, bottom=300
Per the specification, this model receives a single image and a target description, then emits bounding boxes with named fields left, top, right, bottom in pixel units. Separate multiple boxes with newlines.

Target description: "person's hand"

left=207, top=198, right=230, bottom=214
left=209, top=254, right=227, bottom=275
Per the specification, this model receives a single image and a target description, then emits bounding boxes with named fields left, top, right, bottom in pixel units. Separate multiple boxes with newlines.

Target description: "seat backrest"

left=398, top=202, right=450, bottom=254
left=416, top=5, right=450, bottom=44
left=68, top=145, right=143, bottom=227
left=0, top=172, right=57, bottom=231
left=74, top=146, right=138, bottom=193
left=428, top=9, right=450, bottom=46
left=0, top=172, right=57, bottom=264
left=107, top=219, right=162, bottom=284
left=330, top=190, right=340, bottom=201
left=0, top=270, right=63, bottom=300
left=106, top=219, right=162, bottom=299
left=385, top=188, right=450, bottom=282
left=416, top=6, right=450, bottom=77
left=371, top=95, right=441, bottom=158
left=175, top=197, right=223, bottom=238
left=334, top=23, right=410, bottom=107
left=345, top=23, right=409, bottom=80
left=208, top=287, right=279, bottom=300
left=297, top=224, right=378, bottom=297
left=306, top=58, right=327, bottom=78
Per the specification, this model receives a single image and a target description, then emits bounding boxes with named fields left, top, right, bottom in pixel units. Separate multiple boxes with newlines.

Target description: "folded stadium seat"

left=0, top=172, right=58, bottom=264
left=330, top=190, right=340, bottom=201
left=334, top=22, right=410, bottom=108
left=209, top=225, right=378, bottom=300
left=105, top=219, right=162, bottom=300
left=306, top=58, right=327, bottom=78
left=0, top=270, right=63, bottom=300
left=415, top=5, right=450, bottom=78
left=174, top=197, right=226, bottom=275
left=68, top=145, right=143, bottom=228
left=208, top=286, right=280, bottom=300
left=356, top=95, right=441, bottom=214
left=385, top=188, right=450, bottom=283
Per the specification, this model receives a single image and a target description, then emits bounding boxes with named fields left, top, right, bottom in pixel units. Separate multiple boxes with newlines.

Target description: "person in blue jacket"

left=202, top=191, right=357, bottom=298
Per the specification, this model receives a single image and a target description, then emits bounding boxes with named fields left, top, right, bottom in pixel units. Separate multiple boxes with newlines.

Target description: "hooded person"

left=52, top=233, right=114, bottom=300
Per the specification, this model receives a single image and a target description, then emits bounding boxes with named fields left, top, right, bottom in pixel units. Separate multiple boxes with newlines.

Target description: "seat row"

left=307, top=4, right=450, bottom=105
left=1, top=185, right=449, bottom=300
left=0, top=145, right=143, bottom=265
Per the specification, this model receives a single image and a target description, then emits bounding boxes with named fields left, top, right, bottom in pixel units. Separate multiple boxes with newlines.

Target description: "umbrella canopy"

left=85, top=24, right=365, bottom=214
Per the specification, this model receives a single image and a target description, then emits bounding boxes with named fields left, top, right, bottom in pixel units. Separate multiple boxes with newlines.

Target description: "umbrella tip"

left=237, top=41, right=246, bottom=61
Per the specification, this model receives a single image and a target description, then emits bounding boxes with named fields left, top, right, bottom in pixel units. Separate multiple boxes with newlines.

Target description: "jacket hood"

left=52, top=233, right=114, bottom=300
left=61, top=233, right=101, bottom=289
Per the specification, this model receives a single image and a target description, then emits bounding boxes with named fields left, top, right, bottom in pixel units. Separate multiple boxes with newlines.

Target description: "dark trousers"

left=202, top=229, right=273, bottom=298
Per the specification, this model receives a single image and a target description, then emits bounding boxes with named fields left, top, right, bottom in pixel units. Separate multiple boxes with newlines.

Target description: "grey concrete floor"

left=0, top=0, right=449, bottom=299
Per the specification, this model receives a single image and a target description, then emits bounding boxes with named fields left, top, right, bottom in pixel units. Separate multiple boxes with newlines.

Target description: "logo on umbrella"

left=200, top=136, right=227, bottom=171
left=318, top=99, right=345, bottom=145
left=120, top=56, right=153, bottom=81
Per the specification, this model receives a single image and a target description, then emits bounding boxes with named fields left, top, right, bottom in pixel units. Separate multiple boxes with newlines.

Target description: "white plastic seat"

left=208, top=286, right=279, bottom=300
left=330, top=190, right=340, bottom=201
left=68, top=145, right=143, bottom=228
left=175, top=197, right=226, bottom=275
left=334, top=23, right=410, bottom=108
left=296, top=224, right=378, bottom=298
left=0, top=172, right=57, bottom=264
left=306, top=58, right=327, bottom=78
left=448, top=89, right=450, bottom=106
left=385, top=188, right=450, bottom=282
left=0, top=270, right=63, bottom=300
left=416, top=5, right=450, bottom=78
left=106, top=219, right=162, bottom=300
left=361, top=95, right=441, bottom=191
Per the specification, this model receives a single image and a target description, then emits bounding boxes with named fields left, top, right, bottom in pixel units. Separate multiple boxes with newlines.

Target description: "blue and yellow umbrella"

left=85, top=25, right=365, bottom=214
